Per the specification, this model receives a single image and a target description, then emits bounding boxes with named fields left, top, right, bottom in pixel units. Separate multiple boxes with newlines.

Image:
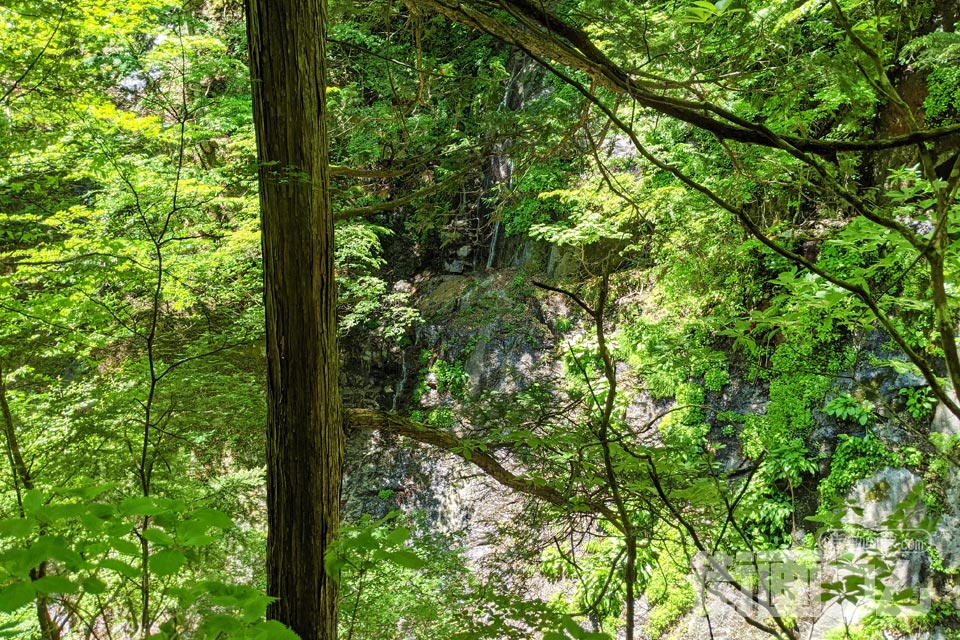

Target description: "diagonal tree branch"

left=417, top=0, right=960, bottom=156
left=344, top=407, right=623, bottom=526
left=522, top=48, right=960, bottom=422
left=334, top=160, right=483, bottom=222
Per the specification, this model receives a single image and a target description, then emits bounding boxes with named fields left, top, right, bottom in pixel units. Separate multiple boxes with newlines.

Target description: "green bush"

left=824, top=393, right=874, bottom=426
left=818, top=434, right=899, bottom=509
left=660, top=383, right=708, bottom=449
left=899, top=387, right=936, bottom=421
left=703, top=366, right=729, bottom=392
left=644, top=548, right=696, bottom=638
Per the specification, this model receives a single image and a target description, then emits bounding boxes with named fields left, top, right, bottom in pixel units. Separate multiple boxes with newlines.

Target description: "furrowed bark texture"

left=246, top=1, right=343, bottom=638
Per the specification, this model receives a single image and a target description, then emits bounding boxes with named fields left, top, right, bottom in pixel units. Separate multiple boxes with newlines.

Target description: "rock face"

left=340, top=268, right=960, bottom=639
left=644, top=473, right=946, bottom=639
left=339, top=270, right=562, bottom=543
left=930, top=392, right=960, bottom=570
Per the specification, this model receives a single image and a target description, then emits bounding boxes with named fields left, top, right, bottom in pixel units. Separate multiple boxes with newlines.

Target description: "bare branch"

left=334, top=160, right=483, bottom=222
left=531, top=280, right=595, bottom=316
left=344, top=407, right=623, bottom=526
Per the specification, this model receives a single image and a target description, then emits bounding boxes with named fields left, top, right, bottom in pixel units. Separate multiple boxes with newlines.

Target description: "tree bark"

left=245, top=1, right=343, bottom=638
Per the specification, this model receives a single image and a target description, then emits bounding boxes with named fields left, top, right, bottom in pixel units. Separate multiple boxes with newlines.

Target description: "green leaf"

left=79, top=483, right=118, bottom=500
left=177, top=519, right=215, bottom=546
left=23, top=536, right=81, bottom=569
left=149, top=549, right=187, bottom=577
left=120, top=496, right=160, bottom=517
left=142, top=528, right=176, bottom=547
left=22, top=489, right=43, bottom=515
left=0, top=582, right=35, bottom=612
left=41, top=503, right=89, bottom=521
left=199, top=614, right=242, bottom=635
left=81, top=577, right=107, bottom=595
left=189, top=508, right=234, bottom=530
left=79, top=512, right=110, bottom=533
left=383, top=526, right=410, bottom=547
left=99, top=558, right=140, bottom=580
left=389, top=549, right=425, bottom=570
left=0, top=517, right=34, bottom=538
left=251, top=620, right=301, bottom=640
left=110, top=537, right=141, bottom=557
left=181, top=534, right=215, bottom=548
left=86, top=503, right=115, bottom=520
left=353, top=530, right=378, bottom=551
left=324, top=549, right=347, bottom=582
left=32, top=575, right=77, bottom=595
left=241, top=595, right=269, bottom=622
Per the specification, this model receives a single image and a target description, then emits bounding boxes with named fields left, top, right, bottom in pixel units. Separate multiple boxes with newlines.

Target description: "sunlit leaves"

left=677, top=0, right=744, bottom=24
left=0, top=484, right=259, bottom=633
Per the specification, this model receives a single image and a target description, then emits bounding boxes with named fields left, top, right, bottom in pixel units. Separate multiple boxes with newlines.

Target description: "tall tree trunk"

left=245, top=1, right=344, bottom=639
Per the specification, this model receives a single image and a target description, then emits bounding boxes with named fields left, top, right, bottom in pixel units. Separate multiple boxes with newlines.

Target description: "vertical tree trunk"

left=245, top=1, right=344, bottom=639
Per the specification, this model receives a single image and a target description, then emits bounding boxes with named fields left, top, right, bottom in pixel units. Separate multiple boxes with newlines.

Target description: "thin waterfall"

left=484, top=59, right=527, bottom=268
left=487, top=148, right=513, bottom=269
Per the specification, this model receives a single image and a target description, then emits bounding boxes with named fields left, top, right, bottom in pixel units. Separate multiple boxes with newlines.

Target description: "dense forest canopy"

left=1, top=0, right=960, bottom=639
